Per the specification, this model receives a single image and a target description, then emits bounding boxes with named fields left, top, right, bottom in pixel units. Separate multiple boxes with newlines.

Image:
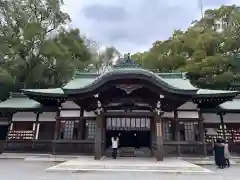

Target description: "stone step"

left=188, top=159, right=236, bottom=165
left=24, top=157, right=71, bottom=162
left=48, top=164, right=207, bottom=171
left=45, top=158, right=213, bottom=174
left=178, top=157, right=237, bottom=165
left=46, top=166, right=213, bottom=174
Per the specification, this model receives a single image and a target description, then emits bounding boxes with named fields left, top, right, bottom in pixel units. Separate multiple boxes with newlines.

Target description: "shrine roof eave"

left=200, top=98, right=240, bottom=113
left=62, top=68, right=198, bottom=96
left=194, top=89, right=239, bottom=98
left=21, top=88, right=67, bottom=98
left=200, top=108, right=240, bottom=113
left=0, top=95, right=57, bottom=112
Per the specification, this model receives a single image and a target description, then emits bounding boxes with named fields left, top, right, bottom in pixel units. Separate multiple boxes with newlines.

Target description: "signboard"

left=156, top=123, right=162, bottom=136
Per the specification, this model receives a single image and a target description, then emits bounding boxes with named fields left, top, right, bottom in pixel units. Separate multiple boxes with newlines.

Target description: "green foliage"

left=132, top=5, right=240, bottom=90
left=86, top=46, right=121, bottom=74
left=0, top=0, right=93, bottom=99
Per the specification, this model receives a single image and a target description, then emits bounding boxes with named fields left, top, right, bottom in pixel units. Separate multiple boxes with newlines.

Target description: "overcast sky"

left=63, top=0, right=240, bottom=54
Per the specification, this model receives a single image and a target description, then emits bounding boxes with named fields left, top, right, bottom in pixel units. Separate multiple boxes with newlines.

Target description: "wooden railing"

left=3, top=140, right=240, bottom=157
left=4, top=140, right=94, bottom=155
left=151, top=141, right=209, bottom=157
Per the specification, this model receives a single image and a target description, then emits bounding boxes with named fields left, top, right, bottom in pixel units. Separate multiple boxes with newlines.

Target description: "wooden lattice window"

left=179, top=122, right=198, bottom=141
left=163, top=120, right=172, bottom=141
left=85, top=120, right=96, bottom=140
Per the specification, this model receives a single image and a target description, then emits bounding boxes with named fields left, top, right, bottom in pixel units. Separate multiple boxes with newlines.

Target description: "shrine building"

left=0, top=57, right=240, bottom=161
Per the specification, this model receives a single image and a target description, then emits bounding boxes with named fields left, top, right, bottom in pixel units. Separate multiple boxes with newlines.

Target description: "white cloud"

left=62, top=0, right=240, bottom=53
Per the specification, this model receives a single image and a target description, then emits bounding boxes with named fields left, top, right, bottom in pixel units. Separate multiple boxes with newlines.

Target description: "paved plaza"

left=0, top=159, right=240, bottom=180
left=46, top=156, right=212, bottom=173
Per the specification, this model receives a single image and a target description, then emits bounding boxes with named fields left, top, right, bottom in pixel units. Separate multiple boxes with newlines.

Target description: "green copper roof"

left=197, top=89, right=236, bottom=94
left=63, top=68, right=197, bottom=92
left=20, top=68, right=239, bottom=98
left=196, top=89, right=239, bottom=97
left=0, top=94, right=41, bottom=111
left=63, top=74, right=97, bottom=90
left=18, top=56, right=239, bottom=98
left=157, top=73, right=197, bottom=91
left=219, top=99, right=240, bottom=110
left=67, top=72, right=195, bottom=90
left=22, top=88, right=65, bottom=97
left=1, top=95, right=240, bottom=112
left=3, top=56, right=238, bottom=112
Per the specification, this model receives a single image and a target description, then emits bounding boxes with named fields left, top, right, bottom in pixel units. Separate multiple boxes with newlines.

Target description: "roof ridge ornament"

left=113, top=53, right=141, bottom=68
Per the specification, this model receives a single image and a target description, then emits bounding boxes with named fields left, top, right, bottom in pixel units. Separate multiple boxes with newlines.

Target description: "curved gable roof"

left=20, top=57, right=239, bottom=99
left=21, top=69, right=239, bottom=99
left=62, top=68, right=198, bottom=95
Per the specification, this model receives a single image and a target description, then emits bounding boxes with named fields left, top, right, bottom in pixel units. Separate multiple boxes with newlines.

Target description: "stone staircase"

left=105, top=147, right=151, bottom=157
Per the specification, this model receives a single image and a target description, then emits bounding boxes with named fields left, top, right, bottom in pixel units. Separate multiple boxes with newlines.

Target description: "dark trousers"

left=225, top=159, right=230, bottom=167
left=112, top=148, right=117, bottom=159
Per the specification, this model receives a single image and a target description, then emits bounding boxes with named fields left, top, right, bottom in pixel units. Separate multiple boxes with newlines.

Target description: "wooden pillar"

left=3, top=114, right=13, bottom=152
left=151, top=116, right=156, bottom=156
left=198, top=110, right=207, bottom=157
left=219, top=112, right=226, bottom=140
left=174, top=110, right=181, bottom=156
left=102, top=116, right=106, bottom=153
left=33, top=112, right=40, bottom=140
left=54, top=110, right=61, bottom=140
left=154, top=113, right=164, bottom=161
left=6, top=115, right=13, bottom=140
left=77, top=108, right=85, bottom=140
left=94, top=114, right=103, bottom=160
left=52, top=109, right=61, bottom=155
left=32, top=112, right=40, bottom=148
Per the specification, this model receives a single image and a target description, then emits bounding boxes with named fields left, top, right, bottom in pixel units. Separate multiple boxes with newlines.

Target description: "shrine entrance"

left=105, top=116, right=152, bottom=157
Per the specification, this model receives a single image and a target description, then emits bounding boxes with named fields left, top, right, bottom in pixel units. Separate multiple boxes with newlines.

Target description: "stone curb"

left=0, top=154, right=239, bottom=166
left=45, top=168, right=214, bottom=174
left=186, top=160, right=238, bottom=166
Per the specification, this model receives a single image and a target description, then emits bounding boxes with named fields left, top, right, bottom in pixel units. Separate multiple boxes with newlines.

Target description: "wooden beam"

left=102, top=111, right=154, bottom=117
left=104, top=104, right=151, bottom=110
left=57, top=116, right=96, bottom=121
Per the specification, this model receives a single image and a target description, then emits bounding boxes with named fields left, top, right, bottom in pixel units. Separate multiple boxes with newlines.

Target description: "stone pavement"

left=46, top=156, right=213, bottom=173
left=0, top=152, right=239, bottom=165
left=0, top=159, right=239, bottom=180
left=0, top=153, right=79, bottom=162
left=179, top=156, right=237, bottom=165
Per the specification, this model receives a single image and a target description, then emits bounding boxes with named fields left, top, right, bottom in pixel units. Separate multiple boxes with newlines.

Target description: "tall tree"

left=86, top=46, right=121, bottom=74
left=132, top=5, right=240, bottom=90
left=0, top=0, right=91, bottom=89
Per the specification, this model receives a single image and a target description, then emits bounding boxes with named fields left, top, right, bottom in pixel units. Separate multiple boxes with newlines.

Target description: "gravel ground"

left=1, top=159, right=240, bottom=180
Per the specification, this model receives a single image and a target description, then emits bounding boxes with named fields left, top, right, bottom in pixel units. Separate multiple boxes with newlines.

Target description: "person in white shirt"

left=111, top=136, right=119, bottom=159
